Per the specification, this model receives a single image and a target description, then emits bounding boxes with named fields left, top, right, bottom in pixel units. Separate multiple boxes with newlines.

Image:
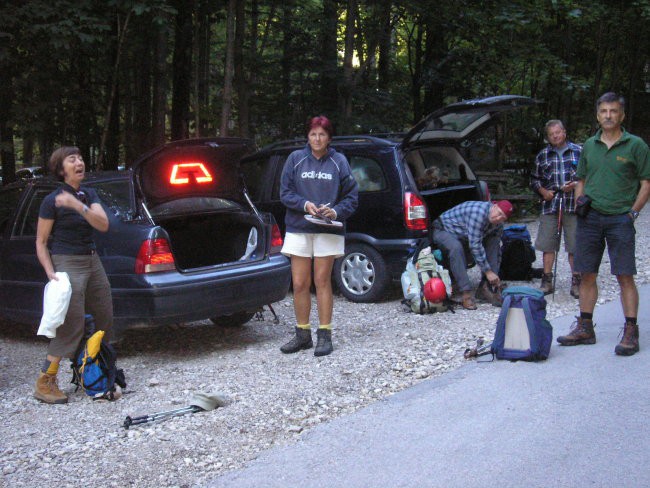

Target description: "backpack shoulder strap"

left=492, top=294, right=513, bottom=352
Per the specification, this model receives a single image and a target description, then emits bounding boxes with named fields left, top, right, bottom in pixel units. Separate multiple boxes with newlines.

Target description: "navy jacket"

left=280, top=145, right=358, bottom=235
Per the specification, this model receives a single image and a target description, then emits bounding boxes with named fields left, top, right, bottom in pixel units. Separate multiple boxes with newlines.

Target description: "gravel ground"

left=1, top=211, right=649, bottom=487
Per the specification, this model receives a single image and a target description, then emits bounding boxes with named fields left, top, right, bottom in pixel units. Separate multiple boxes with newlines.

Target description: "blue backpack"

left=491, top=286, right=553, bottom=361
left=500, top=225, right=536, bottom=280
left=71, top=315, right=126, bottom=400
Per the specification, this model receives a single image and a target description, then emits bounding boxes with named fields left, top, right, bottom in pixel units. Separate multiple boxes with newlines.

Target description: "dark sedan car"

left=0, top=138, right=291, bottom=336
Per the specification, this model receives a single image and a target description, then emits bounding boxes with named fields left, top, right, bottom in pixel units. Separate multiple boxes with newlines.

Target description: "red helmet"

left=424, top=278, right=447, bottom=303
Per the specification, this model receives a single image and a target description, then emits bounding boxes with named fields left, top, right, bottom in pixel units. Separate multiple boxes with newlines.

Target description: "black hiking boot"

left=557, top=317, right=596, bottom=346
left=615, top=322, right=640, bottom=356
left=280, top=327, right=313, bottom=354
left=314, top=328, right=333, bottom=357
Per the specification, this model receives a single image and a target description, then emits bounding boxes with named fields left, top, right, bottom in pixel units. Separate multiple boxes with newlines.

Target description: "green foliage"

left=1, top=0, right=649, bottom=172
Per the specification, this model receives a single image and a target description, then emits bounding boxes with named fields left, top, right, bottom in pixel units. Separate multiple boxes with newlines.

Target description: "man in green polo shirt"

left=557, top=92, right=650, bottom=356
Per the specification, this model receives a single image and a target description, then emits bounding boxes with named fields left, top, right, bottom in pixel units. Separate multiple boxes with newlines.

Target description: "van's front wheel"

left=334, top=243, right=389, bottom=303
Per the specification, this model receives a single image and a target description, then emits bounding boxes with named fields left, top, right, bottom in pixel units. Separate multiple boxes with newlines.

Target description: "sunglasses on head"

left=76, top=190, right=88, bottom=205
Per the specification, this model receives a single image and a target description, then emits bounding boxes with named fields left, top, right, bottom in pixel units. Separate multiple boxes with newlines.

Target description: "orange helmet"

left=423, top=278, right=447, bottom=303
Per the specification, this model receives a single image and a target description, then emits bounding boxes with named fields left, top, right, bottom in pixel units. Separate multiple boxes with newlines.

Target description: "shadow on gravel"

left=0, top=315, right=286, bottom=359
left=115, top=320, right=281, bottom=359
left=0, top=319, right=42, bottom=342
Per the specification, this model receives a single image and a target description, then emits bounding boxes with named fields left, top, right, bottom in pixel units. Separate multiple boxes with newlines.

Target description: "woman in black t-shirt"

left=33, top=146, right=114, bottom=404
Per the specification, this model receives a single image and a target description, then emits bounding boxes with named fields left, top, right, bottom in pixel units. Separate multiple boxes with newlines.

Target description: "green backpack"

left=401, top=246, right=452, bottom=314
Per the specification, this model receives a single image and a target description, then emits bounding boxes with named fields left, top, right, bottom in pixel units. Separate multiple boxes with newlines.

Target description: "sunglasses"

left=76, top=190, right=88, bottom=205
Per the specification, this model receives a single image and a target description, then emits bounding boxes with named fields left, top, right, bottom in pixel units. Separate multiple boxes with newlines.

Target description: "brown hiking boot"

left=556, top=317, right=596, bottom=346
left=461, top=292, right=477, bottom=310
left=34, top=373, right=68, bottom=404
left=570, top=274, right=581, bottom=299
left=475, top=281, right=503, bottom=307
left=615, top=322, right=639, bottom=356
left=540, top=272, right=554, bottom=295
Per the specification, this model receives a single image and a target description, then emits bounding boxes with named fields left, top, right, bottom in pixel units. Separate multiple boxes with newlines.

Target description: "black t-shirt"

left=39, top=184, right=100, bottom=255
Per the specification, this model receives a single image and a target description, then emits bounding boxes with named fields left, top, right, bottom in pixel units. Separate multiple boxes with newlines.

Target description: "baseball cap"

left=494, top=200, right=514, bottom=219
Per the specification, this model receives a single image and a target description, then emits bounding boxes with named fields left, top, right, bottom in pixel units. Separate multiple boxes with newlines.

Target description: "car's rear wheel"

left=334, top=243, right=390, bottom=303
left=209, top=311, right=255, bottom=327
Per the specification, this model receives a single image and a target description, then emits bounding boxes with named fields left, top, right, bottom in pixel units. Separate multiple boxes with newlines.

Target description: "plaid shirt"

left=438, top=201, right=502, bottom=273
left=530, top=141, right=582, bottom=215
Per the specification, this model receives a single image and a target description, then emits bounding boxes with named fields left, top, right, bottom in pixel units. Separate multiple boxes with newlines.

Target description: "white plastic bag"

left=37, top=272, right=72, bottom=338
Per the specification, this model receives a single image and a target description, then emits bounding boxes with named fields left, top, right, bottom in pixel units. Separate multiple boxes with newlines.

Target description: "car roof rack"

left=259, top=134, right=402, bottom=152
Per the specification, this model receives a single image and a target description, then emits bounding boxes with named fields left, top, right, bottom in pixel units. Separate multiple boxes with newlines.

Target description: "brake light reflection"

left=169, top=162, right=213, bottom=185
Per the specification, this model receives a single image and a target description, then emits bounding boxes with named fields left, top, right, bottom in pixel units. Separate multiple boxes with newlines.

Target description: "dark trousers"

left=432, top=221, right=501, bottom=292
left=48, top=254, right=113, bottom=358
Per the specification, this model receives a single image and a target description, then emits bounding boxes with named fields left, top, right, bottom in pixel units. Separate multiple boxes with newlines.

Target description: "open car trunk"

left=404, top=145, right=483, bottom=220
left=419, top=185, right=482, bottom=221
left=156, top=211, right=265, bottom=271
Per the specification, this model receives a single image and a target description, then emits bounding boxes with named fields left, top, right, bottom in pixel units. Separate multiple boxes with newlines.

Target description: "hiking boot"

left=540, top=272, right=554, bottom=295
left=280, top=327, right=313, bottom=354
left=615, top=322, right=639, bottom=356
left=461, top=292, right=477, bottom=310
left=34, top=373, right=68, bottom=404
left=556, top=317, right=596, bottom=346
left=475, top=281, right=503, bottom=307
left=570, top=274, right=581, bottom=299
left=314, top=328, right=333, bottom=357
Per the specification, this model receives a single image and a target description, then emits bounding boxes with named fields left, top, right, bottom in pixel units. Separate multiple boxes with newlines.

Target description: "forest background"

left=1, top=0, right=649, bottom=184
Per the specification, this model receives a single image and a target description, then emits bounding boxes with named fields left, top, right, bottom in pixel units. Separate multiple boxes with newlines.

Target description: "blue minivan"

left=240, top=95, right=537, bottom=302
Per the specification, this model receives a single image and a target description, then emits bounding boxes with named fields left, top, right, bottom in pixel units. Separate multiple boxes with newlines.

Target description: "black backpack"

left=500, top=225, right=536, bottom=281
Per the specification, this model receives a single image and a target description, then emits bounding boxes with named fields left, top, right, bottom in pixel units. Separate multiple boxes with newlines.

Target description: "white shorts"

left=282, top=232, right=345, bottom=258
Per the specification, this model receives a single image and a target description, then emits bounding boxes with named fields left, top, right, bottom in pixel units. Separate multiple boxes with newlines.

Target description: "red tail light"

left=270, top=224, right=283, bottom=254
left=135, top=238, right=176, bottom=274
left=404, top=192, right=429, bottom=230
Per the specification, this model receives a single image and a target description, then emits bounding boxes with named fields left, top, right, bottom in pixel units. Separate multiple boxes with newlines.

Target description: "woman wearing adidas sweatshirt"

left=279, top=116, right=358, bottom=357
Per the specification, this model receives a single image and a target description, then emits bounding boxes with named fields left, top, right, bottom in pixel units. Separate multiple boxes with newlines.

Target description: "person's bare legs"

left=291, top=255, right=313, bottom=324
left=579, top=272, right=598, bottom=314
left=314, top=256, right=335, bottom=326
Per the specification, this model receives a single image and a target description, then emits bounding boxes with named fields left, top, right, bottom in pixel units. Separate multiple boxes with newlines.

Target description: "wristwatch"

left=629, top=209, right=640, bottom=220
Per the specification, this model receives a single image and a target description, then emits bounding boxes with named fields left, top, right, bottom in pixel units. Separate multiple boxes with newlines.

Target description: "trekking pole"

left=122, top=392, right=227, bottom=429
left=551, top=190, right=563, bottom=302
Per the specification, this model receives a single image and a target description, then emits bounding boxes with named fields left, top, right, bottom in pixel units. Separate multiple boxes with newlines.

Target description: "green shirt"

left=576, top=129, right=650, bottom=214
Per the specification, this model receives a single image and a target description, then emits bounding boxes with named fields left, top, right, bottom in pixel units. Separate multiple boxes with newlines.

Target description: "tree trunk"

left=151, top=18, right=170, bottom=150
left=196, top=0, right=211, bottom=137
left=320, top=0, right=339, bottom=116
left=171, top=0, right=194, bottom=140
left=339, top=0, right=358, bottom=133
left=422, top=13, right=444, bottom=112
left=234, top=0, right=249, bottom=137
left=279, top=2, right=293, bottom=138
left=97, top=10, right=131, bottom=170
left=377, top=0, right=392, bottom=91
left=220, top=0, right=236, bottom=137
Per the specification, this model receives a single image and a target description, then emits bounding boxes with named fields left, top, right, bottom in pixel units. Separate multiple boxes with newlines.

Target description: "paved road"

left=210, top=285, right=650, bottom=488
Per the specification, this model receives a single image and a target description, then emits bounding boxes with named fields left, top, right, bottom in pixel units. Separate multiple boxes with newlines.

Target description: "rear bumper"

left=111, top=255, right=291, bottom=329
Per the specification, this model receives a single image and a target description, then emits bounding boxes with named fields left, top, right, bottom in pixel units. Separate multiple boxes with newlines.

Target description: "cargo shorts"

left=535, top=213, right=577, bottom=253
left=574, top=209, right=636, bottom=275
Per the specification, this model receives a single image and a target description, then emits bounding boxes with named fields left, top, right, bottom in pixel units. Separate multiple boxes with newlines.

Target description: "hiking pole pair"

left=123, top=392, right=227, bottom=429
left=551, top=190, right=564, bottom=302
